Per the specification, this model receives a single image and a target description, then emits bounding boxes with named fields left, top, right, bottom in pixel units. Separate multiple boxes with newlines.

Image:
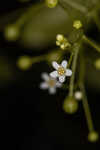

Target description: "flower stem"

left=58, top=0, right=87, bottom=14
left=69, top=44, right=80, bottom=97
left=31, top=55, right=46, bottom=63
left=15, top=3, right=44, bottom=27
left=31, top=49, right=64, bottom=64
left=80, top=83, right=94, bottom=132
left=79, top=52, right=94, bottom=132
left=68, top=52, right=74, bottom=68
left=58, top=0, right=73, bottom=18
left=83, top=35, right=100, bottom=52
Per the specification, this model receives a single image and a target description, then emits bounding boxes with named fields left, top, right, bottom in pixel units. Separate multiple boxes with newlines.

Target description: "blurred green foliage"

left=0, top=0, right=100, bottom=91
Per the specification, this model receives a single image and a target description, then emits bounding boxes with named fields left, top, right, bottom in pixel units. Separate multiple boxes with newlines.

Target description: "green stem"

left=80, top=83, right=94, bottom=132
left=31, top=48, right=65, bottom=64
left=68, top=52, right=74, bottom=68
left=58, top=0, right=87, bottom=14
left=31, top=55, right=46, bottom=63
left=79, top=52, right=94, bottom=132
left=15, top=3, right=44, bottom=27
left=58, top=0, right=73, bottom=18
left=83, top=35, right=100, bottom=53
left=69, top=44, right=79, bottom=97
left=62, top=83, right=78, bottom=90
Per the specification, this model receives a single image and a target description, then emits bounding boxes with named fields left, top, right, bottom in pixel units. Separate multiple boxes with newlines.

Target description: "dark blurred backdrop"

left=0, top=0, right=100, bottom=149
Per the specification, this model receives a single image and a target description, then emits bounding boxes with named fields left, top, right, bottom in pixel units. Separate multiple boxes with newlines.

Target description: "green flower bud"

left=63, top=96, right=78, bottom=114
left=94, top=59, right=100, bottom=70
left=45, top=0, right=58, bottom=8
left=17, top=56, right=32, bottom=70
left=56, top=34, right=71, bottom=50
left=56, top=34, right=64, bottom=42
left=4, top=24, right=20, bottom=41
left=73, top=20, right=82, bottom=29
left=88, top=131, right=99, bottom=142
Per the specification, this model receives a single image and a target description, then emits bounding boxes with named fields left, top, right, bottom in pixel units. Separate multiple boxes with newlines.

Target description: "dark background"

left=0, top=0, right=100, bottom=148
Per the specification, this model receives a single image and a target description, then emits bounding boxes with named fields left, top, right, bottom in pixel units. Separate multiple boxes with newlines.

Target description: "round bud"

left=4, top=24, right=20, bottom=41
left=63, top=97, right=78, bottom=114
left=88, top=131, right=99, bottom=142
left=56, top=41, right=60, bottom=46
left=94, top=59, right=100, bottom=70
left=56, top=34, right=64, bottom=42
left=60, top=44, right=65, bottom=50
left=17, top=56, right=32, bottom=70
left=73, top=20, right=82, bottom=29
left=74, top=91, right=82, bottom=101
left=45, top=0, right=58, bottom=8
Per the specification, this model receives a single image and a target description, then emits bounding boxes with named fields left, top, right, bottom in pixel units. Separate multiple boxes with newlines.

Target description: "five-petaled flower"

left=50, top=60, right=72, bottom=83
left=40, top=73, right=62, bottom=94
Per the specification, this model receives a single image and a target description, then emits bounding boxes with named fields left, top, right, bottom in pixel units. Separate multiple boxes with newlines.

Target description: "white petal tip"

left=50, top=71, right=58, bottom=78
left=49, top=88, right=56, bottom=94
left=52, top=61, right=60, bottom=70
left=66, top=69, right=72, bottom=76
left=40, top=82, right=48, bottom=89
left=41, top=73, right=49, bottom=81
left=61, top=60, right=68, bottom=68
left=59, top=76, right=65, bottom=83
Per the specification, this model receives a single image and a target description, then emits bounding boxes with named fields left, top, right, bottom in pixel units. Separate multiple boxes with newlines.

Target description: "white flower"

left=40, top=73, right=62, bottom=94
left=50, top=60, right=72, bottom=83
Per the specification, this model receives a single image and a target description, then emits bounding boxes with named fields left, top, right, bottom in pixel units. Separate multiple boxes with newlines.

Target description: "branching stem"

left=80, top=83, right=94, bottom=132
left=79, top=52, right=94, bottom=132
left=69, top=44, right=79, bottom=97
left=83, top=35, right=100, bottom=53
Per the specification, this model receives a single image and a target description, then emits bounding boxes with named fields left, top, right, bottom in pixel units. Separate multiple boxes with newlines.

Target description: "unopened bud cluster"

left=56, top=34, right=71, bottom=50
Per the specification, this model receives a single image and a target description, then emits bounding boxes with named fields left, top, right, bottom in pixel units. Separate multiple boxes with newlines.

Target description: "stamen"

left=47, top=79, right=56, bottom=87
left=57, top=67, right=66, bottom=76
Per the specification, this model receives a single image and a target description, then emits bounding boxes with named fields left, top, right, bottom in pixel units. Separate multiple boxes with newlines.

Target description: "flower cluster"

left=40, top=73, right=62, bottom=94
left=56, top=34, right=71, bottom=50
left=2, top=0, right=100, bottom=143
left=40, top=60, right=72, bottom=94
left=50, top=60, right=72, bottom=82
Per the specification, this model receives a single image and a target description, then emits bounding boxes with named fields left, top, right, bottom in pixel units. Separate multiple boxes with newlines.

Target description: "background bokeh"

left=0, top=0, right=100, bottom=148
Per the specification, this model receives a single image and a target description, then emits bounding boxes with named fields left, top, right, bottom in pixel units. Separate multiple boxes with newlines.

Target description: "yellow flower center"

left=57, top=67, right=66, bottom=76
left=47, top=79, right=56, bottom=87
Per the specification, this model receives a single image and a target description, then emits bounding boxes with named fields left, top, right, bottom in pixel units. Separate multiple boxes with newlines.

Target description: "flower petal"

left=50, top=71, right=58, bottom=78
left=52, top=61, right=60, bottom=70
left=49, top=87, right=56, bottom=94
left=61, top=60, right=67, bottom=68
left=59, top=76, right=65, bottom=83
left=41, top=73, right=49, bottom=81
left=56, top=41, right=60, bottom=46
left=66, top=69, right=72, bottom=76
left=40, top=82, right=48, bottom=89
left=56, top=82, right=62, bottom=88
